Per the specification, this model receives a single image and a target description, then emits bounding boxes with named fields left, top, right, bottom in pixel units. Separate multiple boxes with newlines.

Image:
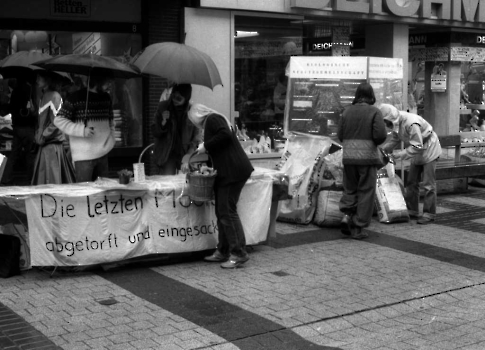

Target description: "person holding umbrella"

left=31, top=70, right=76, bottom=185
left=151, top=84, right=200, bottom=175
left=54, top=75, right=115, bottom=182
left=187, top=103, right=254, bottom=269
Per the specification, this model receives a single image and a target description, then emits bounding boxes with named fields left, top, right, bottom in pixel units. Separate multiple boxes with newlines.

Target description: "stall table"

left=0, top=167, right=287, bottom=268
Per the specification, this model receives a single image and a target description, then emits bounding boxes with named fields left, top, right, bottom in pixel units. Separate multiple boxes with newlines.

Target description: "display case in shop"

left=284, top=56, right=404, bottom=139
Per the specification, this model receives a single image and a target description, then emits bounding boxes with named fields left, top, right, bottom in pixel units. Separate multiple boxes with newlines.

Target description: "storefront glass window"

left=0, top=29, right=143, bottom=150
left=234, top=16, right=367, bottom=151
left=234, top=16, right=303, bottom=150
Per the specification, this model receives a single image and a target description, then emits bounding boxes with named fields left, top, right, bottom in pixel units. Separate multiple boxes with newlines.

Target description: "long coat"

left=151, top=101, right=200, bottom=167
left=203, top=113, right=253, bottom=187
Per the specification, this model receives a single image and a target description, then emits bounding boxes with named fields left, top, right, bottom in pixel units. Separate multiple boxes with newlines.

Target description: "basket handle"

left=188, top=151, right=212, bottom=172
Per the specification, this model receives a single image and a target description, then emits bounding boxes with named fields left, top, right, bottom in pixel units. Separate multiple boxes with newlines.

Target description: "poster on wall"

left=431, top=63, right=447, bottom=92
left=284, top=56, right=403, bottom=137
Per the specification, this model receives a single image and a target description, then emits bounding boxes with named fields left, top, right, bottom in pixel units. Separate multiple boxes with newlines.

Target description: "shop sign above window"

left=50, top=0, right=91, bottom=18
left=291, top=0, right=485, bottom=24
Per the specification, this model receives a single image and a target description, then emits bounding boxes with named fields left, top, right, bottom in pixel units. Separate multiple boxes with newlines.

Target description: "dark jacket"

left=203, top=113, right=254, bottom=186
left=8, top=81, right=37, bottom=128
left=337, top=103, right=387, bottom=166
left=151, top=101, right=200, bottom=167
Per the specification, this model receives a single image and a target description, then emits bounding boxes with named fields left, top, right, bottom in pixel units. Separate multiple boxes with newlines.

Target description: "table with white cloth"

left=0, top=167, right=287, bottom=267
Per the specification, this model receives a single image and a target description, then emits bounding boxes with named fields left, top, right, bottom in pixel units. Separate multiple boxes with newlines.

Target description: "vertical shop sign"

left=73, top=32, right=101, bottom=55
left=50, top=0, right=91, bottom=17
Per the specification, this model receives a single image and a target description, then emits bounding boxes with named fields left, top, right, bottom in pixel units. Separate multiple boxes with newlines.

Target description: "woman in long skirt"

left=31, top=71, right=76, bottom=185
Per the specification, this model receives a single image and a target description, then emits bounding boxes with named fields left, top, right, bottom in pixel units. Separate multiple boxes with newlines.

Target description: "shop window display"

left=0, top=30, right=142, bottom=152
left=234, top=16, right=303, bottom=153
left=284, top=56, right=403, bottom=139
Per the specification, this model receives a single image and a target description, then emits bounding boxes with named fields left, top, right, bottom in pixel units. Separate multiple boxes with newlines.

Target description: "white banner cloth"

left=0, top=168, right=278, bottom=266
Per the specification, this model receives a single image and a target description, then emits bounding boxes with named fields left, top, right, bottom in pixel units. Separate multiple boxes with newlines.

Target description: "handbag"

left=19, top=84, right=36, bottom=117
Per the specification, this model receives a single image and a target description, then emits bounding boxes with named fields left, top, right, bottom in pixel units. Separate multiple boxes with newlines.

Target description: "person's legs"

left=216, top=180, right=248, bottom=258
left=420, top=160, right=437, bottom=222
left=339, top=164, right=359, bottom=216
left=75, top=159, right=96, bottom=182
left=92, top=154, right=109, bottom=180
left=353, top=165, right=378, bottom=228
left=404, top=162, right=423, bottom=218
left=204, top=185, right=230, bottom=262
left=215, top=185, right=229, bottom=255
left=157, top=157, right=178, bottom=175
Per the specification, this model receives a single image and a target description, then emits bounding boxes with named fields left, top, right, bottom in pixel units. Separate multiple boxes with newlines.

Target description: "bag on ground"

left=0, top=234, right=21, bottom=278
left=277, top=133, right=333, bottom=224
left=313, top=189, right=344, bottom=227
left=1, top=223, right=31, bottom=270
left=374, top=163, right=409, bottom=223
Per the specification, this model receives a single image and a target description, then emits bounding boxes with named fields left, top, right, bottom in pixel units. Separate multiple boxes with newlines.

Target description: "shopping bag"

left=1, top=223, right=31, bottom=270
left=313, top=190, right=344, bottom=227
left=0, top=153, right=6, bottom=182
left=374, top=167, right=409, bottom=223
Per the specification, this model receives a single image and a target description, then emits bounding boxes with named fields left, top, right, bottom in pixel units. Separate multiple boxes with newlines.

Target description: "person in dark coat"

left=1, top=77, right=37, bottom=185
left=151, top=84, right=200, bottom=175
left=337, top=83, right=387, bottom=239
left=187, top=103, right=254, bottom=269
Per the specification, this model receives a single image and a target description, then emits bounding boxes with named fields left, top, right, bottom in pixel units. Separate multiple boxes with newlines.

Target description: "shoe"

left=220, top=254, right=249, bottom=269
left=417, top=217, right=434, bottom=225
left=351, top=226, right=368, bottom=240
left=340, top=215, right=352, bottom=236
left=204, top=250, right=228, bottom=262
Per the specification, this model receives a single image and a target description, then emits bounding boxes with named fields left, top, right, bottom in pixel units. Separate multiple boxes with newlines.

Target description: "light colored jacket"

left=382, top=111, right=441, bottom=165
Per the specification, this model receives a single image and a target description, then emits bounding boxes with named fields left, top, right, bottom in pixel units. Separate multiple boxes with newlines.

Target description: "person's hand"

left=84, top=126, right=94, bottom=138
left=392, top=151, right=405, bottom=160
left=181, top=162, right=190, bottom=174
left=161, top=111, right=170, bottom=126
left=196, top=143, right=206, bottom=154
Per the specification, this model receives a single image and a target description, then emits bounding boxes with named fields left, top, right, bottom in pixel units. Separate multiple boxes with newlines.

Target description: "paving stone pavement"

left=2, top=186, right=485, bottom=349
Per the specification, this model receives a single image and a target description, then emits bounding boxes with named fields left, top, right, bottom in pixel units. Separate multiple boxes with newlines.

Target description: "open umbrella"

left=32, top=53, right=141, bottom=79
left=33, top=53, right=141, bottom=125
left=0, top=51, right=53, bottom=80
left=132, top=42, right=222, bottom=90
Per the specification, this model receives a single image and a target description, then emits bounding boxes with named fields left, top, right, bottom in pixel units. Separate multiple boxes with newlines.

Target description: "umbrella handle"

left=84, top=74, right=91, bottom=127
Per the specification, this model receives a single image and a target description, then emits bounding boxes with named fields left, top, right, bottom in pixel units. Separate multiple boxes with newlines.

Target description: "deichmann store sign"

left=291, top=0, right=485, bottom=23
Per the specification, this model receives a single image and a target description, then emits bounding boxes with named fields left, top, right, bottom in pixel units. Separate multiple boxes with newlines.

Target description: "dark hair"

left=352, top=82, right=376, bottom=105
left=37, top=70, right=60, bottom=92
left=89, top=75, right=110, bottom=90
left=172, top=83, right=192, bottom=102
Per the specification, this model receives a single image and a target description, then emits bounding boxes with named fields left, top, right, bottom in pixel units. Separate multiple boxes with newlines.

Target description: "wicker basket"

left=186, top=152, right=216, bottom=202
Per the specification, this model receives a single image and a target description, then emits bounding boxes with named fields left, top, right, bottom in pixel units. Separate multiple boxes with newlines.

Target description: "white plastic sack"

left=313, top=190, right=344, bottom=227
left=277, top=133, right=332, bottom=224
left=374, top=171, right=409, bottom=223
